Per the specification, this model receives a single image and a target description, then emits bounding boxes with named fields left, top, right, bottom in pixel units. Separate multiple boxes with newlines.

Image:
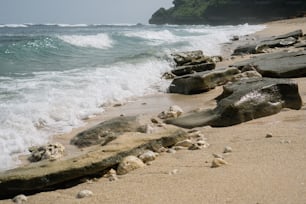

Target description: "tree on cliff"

left=149, top=0, right=306, bottom=25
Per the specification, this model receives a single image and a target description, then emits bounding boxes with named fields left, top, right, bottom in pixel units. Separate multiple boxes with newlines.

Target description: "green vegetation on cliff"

left=149, top=0, right=306, bottom=25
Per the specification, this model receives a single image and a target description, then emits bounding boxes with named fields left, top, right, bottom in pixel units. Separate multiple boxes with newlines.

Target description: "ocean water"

left=0, top=23, right=265, bottom=171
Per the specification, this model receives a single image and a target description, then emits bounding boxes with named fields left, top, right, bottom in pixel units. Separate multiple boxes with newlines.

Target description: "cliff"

left=149, top=0, right=306, bottom=25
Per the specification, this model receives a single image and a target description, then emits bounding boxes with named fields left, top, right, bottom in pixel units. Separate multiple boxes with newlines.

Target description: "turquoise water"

left=0, top=23, right=265, bottom=171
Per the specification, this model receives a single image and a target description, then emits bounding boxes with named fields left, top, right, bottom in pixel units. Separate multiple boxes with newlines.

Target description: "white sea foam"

left=0, top=59, right=171, bottom=171
left=0, top=24, right=28, bottom=28
left=124, top=30, right=178, bottom=45
left=58, top=33, right=113, bottom=49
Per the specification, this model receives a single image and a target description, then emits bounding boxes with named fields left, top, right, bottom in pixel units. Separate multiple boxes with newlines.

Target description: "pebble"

left=211, top=158, right=228, bottom=168
left=12, top=194, right=27, bottom=204
left=169, top=169, right=179, bottom=175
left=77, top=190, right=93, bottom=199
left=265, top=133, right=273, bottom=138
left=223, top=146, right=233, bottom=153
left=139, top=150, right=158, bottom=163
left=117, top=155, right=146, bottom=175
left=151, top=118, right=159, bottom=124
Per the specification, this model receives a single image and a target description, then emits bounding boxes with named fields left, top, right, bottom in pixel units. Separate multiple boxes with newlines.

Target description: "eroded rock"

left=211, top=158, right=228, bottom=168
left=169, top=67, right=240, bottom=95
left=139, top=150, right=158, bottom=163
left=71, top=116, right=144, bottom=148
left=158, top=105, right=183, bottom=119
left=12, top=194, right=27, bottom=204
left=166, top=78, right=302, bottom=128
left=117, top=156, right=146, bottom=175
left=28, top=143, right=65, bottom=162
left=77, top=190, right=93, bottom=199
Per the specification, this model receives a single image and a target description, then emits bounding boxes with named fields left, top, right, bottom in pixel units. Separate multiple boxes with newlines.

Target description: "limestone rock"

left=171, top=50, right=207, bottom=66
left=233, top=50, right=306, bottom=78
left=71, top=116, right=144, bottom=148
left=158, top=105, right=183, bottom=119
left=171, top=63, right=215, bottom=76
left=211, top=158, right=228, bottom=168
left=166, top=78, right=302, bottom=128
left=117, top=156, right=146, bottom=175
left=77, top=190, right=93, bottom=199
left=12, top=194, right=27, bottom=204
left=233, top=70, right=262, bottom=81
left=169, top=67, right=240, bottom=95
left=28, top=143, right=65, bottom=162
left=139, top=150, right=158, bottom=163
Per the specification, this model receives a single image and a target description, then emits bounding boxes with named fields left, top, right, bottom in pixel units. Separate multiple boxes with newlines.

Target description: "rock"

left=231, top=35, right=239, bottom=41
left=158, top=105, right=183, bottom=119
left=117, top=156, right=146, bottom=175
left=77, top=190, right=93, bottom=199
left=166, top=148, right=177, bottom=154
left=166, top=78, right=302, bottom=128
left=188, top=143, right=202, bottom=150
left=210, top=56, right=223, bottom=63
left=171, top=50, right=207, bottom=66
left=223, top=146, right=233, bottom=153
left=294, top=41, right=306, bottom=48
left=266, top=133, right=273, bottom=138
left=233, top=70, right=262, bottom=81
left=169, top=169, right=179, bottom=175
left=273, top=29, right=303, bottom=40
left=71, top=116, right=144, bottom=148
left=197, top=140, right=210, bottom=148
left=232, top=43, right=266, bottom=55
left=162, top=72, right=176, bottom=79
left=12, top=194, right=27, bottom=204
left=258, top=37, right=297, bottom=49
left=151, top=118, right=159, bottom=124
left=138, top=124, right=154, bottom=134
left=0, top=129, right=187, bottom=199
left=169, top=67, right=240, bottom=95
left=171, top=63, right=215, bottom=76
left=211, top=158, right=228, bottom=168
left=104, top=169, right=119, bottom=182
left=139, top=150, right=158, bottom=163
left=28, top=143, right=65, bottom=162
left=175, top=139, right=193, bottom=148
left=233, top=50, right=306, bottom=78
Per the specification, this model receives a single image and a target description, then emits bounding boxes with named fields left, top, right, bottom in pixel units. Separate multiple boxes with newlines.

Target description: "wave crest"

left=58, top=33, right=113, bottom=49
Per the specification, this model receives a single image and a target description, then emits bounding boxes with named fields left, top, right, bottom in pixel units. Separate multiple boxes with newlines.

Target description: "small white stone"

left=139, top=150, right=158, bottom=163
left=211, top=158, right=228, bottom=168
left=223, top=146, right=233, bottom=153
left=12, top=194, right=27, bottom=204
left=117, top=156, right=146, bottom=175
left=77, top=190, right=93, bottom=199
left=169, top=169, right=179, bottom=175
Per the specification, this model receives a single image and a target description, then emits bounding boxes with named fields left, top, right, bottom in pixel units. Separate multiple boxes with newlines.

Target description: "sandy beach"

left=1, top=17, right=306, bottom=204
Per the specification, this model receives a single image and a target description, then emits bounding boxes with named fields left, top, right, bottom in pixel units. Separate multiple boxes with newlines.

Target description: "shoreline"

left=2, top=17, right=306, bottom=203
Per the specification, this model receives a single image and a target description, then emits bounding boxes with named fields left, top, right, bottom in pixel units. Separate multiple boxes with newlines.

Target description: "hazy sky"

left=0, top=0, right=173, bottom=24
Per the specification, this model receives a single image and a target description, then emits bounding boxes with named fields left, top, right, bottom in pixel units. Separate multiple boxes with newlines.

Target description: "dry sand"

left=2, top=17, right=306, bottom=204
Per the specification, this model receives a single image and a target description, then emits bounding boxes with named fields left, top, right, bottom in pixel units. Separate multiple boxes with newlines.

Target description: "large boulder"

left=233, top=50, right=306, bottom=78
left=166, top=78, right=302, bottom=128
left=71, top=116, right=144, bottom=148
left=168, top=67, right=240, bottom=95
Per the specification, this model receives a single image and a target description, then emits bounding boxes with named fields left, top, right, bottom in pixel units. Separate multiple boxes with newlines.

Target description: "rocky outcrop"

left=233, top=50, right=306, bottom=78
left=70, top=116, right=145, bottom=148
left=233, top=30, right=303, bottom=55
left=166, top=78, right=302, bottom=128
left=149, top=0, right=306, bottom=25
left=169, top=67, right=240, bottom=95
left=0, top=128, right=187, bottom=199
left=28, top=143, right=65, bottom=162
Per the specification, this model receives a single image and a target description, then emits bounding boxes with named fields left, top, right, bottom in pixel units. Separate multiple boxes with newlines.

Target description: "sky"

left=0, top=0, right=173, bottom=24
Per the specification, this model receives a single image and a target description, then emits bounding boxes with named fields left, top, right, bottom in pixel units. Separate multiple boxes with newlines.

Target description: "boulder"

left=166, top=78, right=302, bottom=128
left=171, top=50, right=207, bottom=66
left=233, top=50, right=306, bottom=78
left=70, top=116, right=144, bottom=148
left=171, top=63, right=215, bottom=76
left=169, top=67, right=240, bottom=95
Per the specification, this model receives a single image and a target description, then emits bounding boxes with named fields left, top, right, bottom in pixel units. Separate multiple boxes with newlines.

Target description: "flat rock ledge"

left=166, top=78, right=302, bottom=128
left=0, top=127, right=187, bottom=199
left=232, top=50, right=306, bottom=78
